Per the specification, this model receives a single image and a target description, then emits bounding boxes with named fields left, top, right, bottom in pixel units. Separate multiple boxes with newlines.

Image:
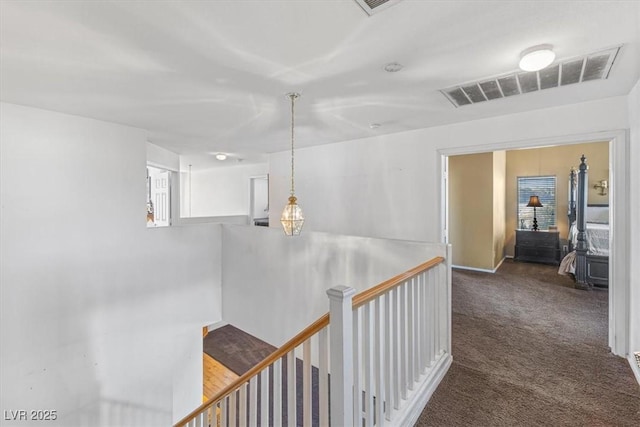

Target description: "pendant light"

left=280, top=92, right=305, bottom=236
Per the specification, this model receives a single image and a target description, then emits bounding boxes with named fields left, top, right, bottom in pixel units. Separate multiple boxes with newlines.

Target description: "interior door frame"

left=438, top=129, right=630, bottom=357
left=249, top=175, right=269, bottom=226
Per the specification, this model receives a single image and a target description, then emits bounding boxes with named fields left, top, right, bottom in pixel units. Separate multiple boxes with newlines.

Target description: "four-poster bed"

left=561, top=155, right=610, bottom=289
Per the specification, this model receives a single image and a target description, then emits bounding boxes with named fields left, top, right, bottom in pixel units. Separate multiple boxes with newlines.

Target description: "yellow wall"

left=449, top=142, right=608, bottom=267
left=449, top=152, right=505, bottom=270
left=504, top=141, right=609, bottom=256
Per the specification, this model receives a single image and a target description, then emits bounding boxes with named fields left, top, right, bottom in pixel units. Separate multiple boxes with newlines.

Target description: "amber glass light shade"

left=280, top=196, right=304, bottom=236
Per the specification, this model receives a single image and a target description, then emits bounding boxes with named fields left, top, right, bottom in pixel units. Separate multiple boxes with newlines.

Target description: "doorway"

left=439, top=130, right=630, bottom=357
left=147, top=165, right=172, bottom=227
left=249, top=175, right=269, bottom=226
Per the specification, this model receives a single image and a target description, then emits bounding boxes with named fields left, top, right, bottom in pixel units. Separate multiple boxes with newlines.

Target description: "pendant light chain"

left=280, top=92, right=304, bottom=236
left=290, top=93, right=296, bottom=197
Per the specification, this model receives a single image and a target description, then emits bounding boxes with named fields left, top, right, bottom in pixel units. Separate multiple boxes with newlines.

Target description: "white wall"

left=269, top=96, right=629, bottom=243
left=187, top=163, right=268, bottom=218
left=221, top=225, right=447, bottom=347
left=147, top=142, right=179, bottom=171
left=268, top=95, right=635, bottom=356
left=628, top=80, right=640, bottom=364
left=252, top=177, right=269, bottom=219
left=0, top=103, right=223, bottom=426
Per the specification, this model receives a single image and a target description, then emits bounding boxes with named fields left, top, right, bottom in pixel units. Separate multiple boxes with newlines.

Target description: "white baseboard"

left=207, top=320, right=228, bottom=332
left=395, top=352, right=453, bottom=426
left=628, top=353, right=640, bottom=386
left=494, top=256, right=507, bottom=271
left=453, top=257, right=506, bottom=274
left=452, top=265, right=494, bottom=273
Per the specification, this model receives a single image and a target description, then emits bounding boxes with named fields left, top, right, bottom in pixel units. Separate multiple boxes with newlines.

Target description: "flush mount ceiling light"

left=384, top=62, right=403, bottom=73
left=519, top=44, right=556, bottom=72
left=215, top=153, right=227, bottom=161
left=369, top=123, right=381, bottom=129
left=280, top=92, right=305, bottom=236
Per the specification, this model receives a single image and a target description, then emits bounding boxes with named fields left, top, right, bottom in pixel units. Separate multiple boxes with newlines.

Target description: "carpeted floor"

left=204, top=324, right=276, bottom=376
left=203, top=325, right=322, bottom=426
left=416, top=259, right=640, bottom=426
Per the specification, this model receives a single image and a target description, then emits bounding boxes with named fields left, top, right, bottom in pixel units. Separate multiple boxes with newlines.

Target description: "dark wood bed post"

left=575, top=155, right=591, bottom=290
left=569, top=168, right=577, bottom=225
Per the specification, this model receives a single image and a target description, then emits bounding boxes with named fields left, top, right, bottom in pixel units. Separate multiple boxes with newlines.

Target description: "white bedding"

left=569, top=222, right=610, bottom=256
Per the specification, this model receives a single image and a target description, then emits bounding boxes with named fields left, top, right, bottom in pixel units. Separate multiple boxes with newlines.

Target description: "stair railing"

left=175, top=250, right=451, bottom=427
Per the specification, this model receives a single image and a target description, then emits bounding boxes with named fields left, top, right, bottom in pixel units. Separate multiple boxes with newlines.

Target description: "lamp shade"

left=281, top=196, right=304, bottom=236
left=526, top=195, right=543, bottom=208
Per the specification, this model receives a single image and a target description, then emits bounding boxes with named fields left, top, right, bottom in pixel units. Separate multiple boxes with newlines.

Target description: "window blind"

left=517, top=176, right=556, bottom=230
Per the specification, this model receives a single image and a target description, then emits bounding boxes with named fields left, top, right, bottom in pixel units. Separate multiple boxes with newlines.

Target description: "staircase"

left=176, top=249, right=452, bottom=427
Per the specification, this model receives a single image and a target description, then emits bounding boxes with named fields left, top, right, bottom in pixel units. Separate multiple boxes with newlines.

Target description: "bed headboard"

left=586, top=204, right=609, bottom=224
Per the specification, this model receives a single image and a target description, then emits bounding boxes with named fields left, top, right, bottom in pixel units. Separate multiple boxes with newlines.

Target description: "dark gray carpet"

left=204, top=324, right=276, bottom=376
left=204, top=325, right=324, bottom=426
left=416, top=259, right=640, bottom=426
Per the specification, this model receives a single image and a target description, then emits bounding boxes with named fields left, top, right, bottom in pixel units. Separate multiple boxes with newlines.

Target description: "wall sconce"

left=594, top=179, right=608, bottom=195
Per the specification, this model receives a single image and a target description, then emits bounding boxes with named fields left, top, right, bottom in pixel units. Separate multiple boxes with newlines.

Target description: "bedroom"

left=448, top=140, right=609, bottom=275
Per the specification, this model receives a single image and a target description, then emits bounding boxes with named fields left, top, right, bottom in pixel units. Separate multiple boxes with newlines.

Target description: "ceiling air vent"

left=441, top=46, right=620, bottom=107
left=354, top=0, right=405, bottom=16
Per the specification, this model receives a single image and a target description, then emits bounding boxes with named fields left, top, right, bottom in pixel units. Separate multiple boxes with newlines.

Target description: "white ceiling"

left=1, top=0, right=639, bottom=168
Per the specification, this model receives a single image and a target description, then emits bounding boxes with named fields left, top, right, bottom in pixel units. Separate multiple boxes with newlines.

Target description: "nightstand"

left=514, top=230, right=560, bottom=265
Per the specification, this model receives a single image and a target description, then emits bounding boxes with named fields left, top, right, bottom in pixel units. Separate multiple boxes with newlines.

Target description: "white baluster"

left=318, top=327, right=329, bottom=427
left=429, top=269, right=436, bottom=364
left=421, top=271, right=428, bottom=374
left=385, top=289, right=394, bottom=420
left=250, top=376, right=258, bottom=427
left=239, top=384, right=247, bottom=427
left=407, top=278, right=414, bottom=391
left=287, top=351, right=296, bottom=427
left=432, top=268, right=443, bottom=361
left=327, top=286, right=355, bottom=427
left=260, top=369, right=269, bottom=427
left=229, top=392, right=237, bottom=427
left=352, top=307, right=361, bottom=427
left=415, top=275, right=421, bottom=377
left=364, top=303, right=374, bottom=426
left=375, top=296, right=385, bottom=426
left=303, top=338, right=312, bottom=427
left=392, top=286, right=401, bottom=410
left=400, top=281, right=407, bottom=400
left=221, top=398, right=228, bottom=427
left=274, top=358, right=282, bottom=426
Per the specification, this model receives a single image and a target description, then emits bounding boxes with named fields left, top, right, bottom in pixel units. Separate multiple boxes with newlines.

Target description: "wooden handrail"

left=352, top=256, right=444, bottom=309
left=174, top=255, right=444, bottom=427
left=174, top=313, right=330, bottom=427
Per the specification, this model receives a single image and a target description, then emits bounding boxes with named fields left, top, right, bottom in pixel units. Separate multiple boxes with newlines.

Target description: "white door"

left=148, top=166, right=171, bottom=227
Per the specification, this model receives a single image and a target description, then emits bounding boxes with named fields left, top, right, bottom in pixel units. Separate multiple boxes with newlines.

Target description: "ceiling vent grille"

left=354, top=0, right=405, bottom=16
left=441, top=47, right=620, bottom=108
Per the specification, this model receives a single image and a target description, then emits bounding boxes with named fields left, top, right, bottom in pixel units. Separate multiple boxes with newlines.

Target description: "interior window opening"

left=147, top=165, right=172, bottom=227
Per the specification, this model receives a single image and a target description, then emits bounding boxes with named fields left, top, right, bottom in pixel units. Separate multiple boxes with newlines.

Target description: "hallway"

left=417, top=260, right=639, bottom=425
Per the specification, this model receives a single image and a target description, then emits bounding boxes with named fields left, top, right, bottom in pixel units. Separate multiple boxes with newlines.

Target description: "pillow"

left=586, top=206, right=609, bottom=224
